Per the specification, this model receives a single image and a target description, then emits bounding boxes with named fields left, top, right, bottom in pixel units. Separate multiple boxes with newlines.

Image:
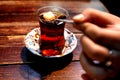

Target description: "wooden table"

left=0, top=0, right=108, bottom=80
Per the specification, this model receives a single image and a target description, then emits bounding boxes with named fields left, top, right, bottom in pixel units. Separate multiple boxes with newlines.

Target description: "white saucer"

left=25, top=28, right=77, bottom=58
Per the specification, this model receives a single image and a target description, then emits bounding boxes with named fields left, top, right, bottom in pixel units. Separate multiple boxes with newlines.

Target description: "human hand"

left=73, top=8, right=120, bottom=80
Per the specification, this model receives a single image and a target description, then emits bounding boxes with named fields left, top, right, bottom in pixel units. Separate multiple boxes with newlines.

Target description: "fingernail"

left=73, top=14, right=84, bottom=21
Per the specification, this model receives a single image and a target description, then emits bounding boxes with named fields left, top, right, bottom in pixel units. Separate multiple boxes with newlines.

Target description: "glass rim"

left=36, top=6, right=69, bottom=18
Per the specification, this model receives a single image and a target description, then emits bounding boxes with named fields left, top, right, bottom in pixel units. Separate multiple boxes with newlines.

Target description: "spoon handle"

left=56, top=19, right=74, bottom=23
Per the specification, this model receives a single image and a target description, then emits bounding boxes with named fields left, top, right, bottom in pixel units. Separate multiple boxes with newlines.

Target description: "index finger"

left=75, top=22, right=120, bottom=50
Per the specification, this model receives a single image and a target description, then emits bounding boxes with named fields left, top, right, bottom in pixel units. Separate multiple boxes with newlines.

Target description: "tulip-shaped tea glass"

left=37, top=6, right=69, bottom=56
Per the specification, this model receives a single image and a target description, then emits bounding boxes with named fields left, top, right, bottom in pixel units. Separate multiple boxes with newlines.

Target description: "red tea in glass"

left=37, top=6, right=69, bottom=56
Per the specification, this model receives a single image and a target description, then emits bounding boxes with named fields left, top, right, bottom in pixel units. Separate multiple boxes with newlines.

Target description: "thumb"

left=73, top=8, right=120, bottom=25
left=72, top=14, right=85, bottom=23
